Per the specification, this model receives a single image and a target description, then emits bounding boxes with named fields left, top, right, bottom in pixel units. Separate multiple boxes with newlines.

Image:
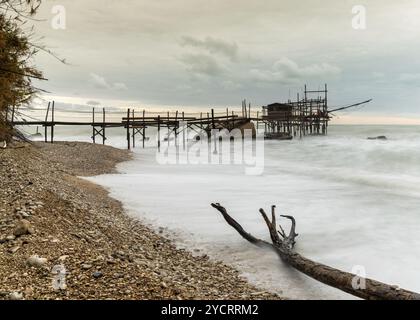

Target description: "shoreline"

left=0, top=141, right=281, bottom=300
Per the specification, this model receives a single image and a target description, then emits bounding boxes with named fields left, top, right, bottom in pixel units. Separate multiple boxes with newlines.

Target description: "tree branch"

left=211, top=203, right=420, bottom=300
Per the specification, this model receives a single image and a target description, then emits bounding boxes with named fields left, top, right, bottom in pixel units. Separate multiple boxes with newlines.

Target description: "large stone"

left=8, top=246, right=20, bottom=254
left=8, top=292, right=23, bottom=300
left=367, top=135, right=387, bottom=140
left=82, top=264, right=93, bottom=270
left=27, top=255, right=48, bottom=268
left=13, top=219, right=34, bottom=237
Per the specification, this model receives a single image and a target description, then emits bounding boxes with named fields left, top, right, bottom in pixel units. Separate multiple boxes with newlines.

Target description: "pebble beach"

left=0, top=141, right=280, bottom=300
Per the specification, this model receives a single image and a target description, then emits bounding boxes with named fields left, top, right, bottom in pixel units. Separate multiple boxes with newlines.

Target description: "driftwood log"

left=211, top=203, right=420, bottom=300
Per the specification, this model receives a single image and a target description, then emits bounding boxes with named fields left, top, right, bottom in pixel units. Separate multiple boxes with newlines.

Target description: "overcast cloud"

left=28, top=0, right=420, bottom=121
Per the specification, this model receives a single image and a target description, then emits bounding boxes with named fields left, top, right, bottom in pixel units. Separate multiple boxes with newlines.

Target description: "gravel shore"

left=0, top=141, right=281, bottom=300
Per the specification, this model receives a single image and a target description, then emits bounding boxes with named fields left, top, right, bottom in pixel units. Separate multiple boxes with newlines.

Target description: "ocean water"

left=28, top=124, right=420, bottom=299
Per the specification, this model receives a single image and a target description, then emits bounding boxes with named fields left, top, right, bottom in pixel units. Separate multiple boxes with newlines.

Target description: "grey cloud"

left=113, top=82, right=128, bottom=91
left=179, top=53, right=226, bottom=77
left=89, top=73, right=128, bottom=91
left=86, top=100, right=101, bottom=106
left=180, top=36, right=238, bottom=61
left=89, top=73, right=109, bottom=89
left=250, top=58, right=341, bottom=84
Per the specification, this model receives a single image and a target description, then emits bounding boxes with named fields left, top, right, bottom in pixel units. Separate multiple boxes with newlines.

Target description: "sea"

left=25, top=121, right=420, bottom=299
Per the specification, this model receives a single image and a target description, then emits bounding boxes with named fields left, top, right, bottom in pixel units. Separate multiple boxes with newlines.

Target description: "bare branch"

left=211, top=203, right=420, bottom=300
left=211, top=203, right=272, bottom=249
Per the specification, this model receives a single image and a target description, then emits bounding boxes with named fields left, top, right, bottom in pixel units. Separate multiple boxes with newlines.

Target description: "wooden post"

left=127, top=108, right=131, bottom=150
left=102, top=108, right=106, bottom=145
left=174, top=110, right=179, bottom=147
left=92, top=107, right=96, bottom=144
left=132, top=109, right=135, bottom=148
left=44, top=102, right=50, bottom=143
left=157, top=115, right=161, bottom=152
left=142, top=109, right=146, bottom=148
left=182, top=111, right=185, bottom=151
left=167, top=111, right=170, bottom=146
left=248, top=103, right=251, bottom=120
left=325, top=83, right=328, bottom=109
left=325, top=83, right=328, bottom=136
left=211, top=108, right=217, bottom=154
left=231, top=110, right=234, bottom=129
left=256, top=111, right=259, bottom=133
left=51, top=101, right=55, bottom=143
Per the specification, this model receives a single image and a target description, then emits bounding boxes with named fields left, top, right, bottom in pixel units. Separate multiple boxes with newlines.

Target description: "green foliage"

left=0, top=0, right=43, bottom=141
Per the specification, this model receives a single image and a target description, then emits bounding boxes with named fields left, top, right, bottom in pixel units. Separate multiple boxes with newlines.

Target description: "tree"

left=0, top=0, right=44, bottom=142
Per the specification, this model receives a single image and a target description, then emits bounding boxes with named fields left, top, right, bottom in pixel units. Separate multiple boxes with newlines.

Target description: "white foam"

left=69, top=125, right=420, bottom=299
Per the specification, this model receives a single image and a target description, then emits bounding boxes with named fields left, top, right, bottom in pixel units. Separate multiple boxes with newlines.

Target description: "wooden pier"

left=10, top=85, right=371, bottom=148
left=11, top=104, right=261, bottom=150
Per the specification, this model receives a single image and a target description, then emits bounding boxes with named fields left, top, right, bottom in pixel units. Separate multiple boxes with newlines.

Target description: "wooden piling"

left=44, top=102, right=50, bottom=143
left=175, top=110, right=179, bottom=147
left=182, top=111, right=185, bottom=151
left=256, top=111, right=259, bottom=132
left=92, top=107, right=96, bottom=144
left=167, top=111, right=170, bottom=146
left=231, top=111, right=235, bottom=130
left=102, top=108, right=106, bottom=145
left=157, top=115, right=161, bottom=152
left=51, top=101, right=55, bottom=143
left=142, top=109, right=146, bottom=148
left=132, top=109, right=135, bottom=148
left=211, top=108, right=217, bottom=154
left=127, top=108, right=131, bottom=150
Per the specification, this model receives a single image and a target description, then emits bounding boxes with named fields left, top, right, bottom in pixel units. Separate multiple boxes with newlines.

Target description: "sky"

left=26, top=0, right=420, bottom=123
